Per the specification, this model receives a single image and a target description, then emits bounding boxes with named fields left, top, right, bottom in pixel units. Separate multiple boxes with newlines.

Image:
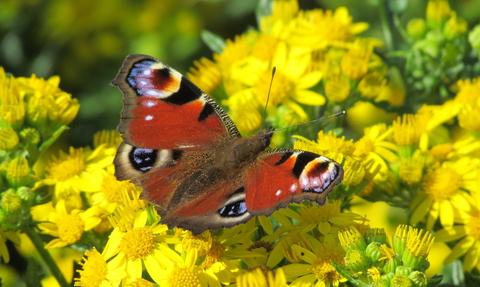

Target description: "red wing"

left=114, top=142, right=181, bottom=213
left=244, top=149, right=344, bottom=216
left=111, top=54, right=240, bottom=150
left=115, top=142, right=253, bottom=235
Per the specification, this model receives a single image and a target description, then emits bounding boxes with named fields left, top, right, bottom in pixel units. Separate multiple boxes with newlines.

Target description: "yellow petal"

left=443, top=236, right=475, bottom=265
left=125, top=260, right=142, bottom=283
left=410, top=196, right=432, bottom=226
left=296, top=72, right=322, bottom=89
left=435, top=225, right=467, bottom=242
left=291, top=245, right=316, bottom=264
left=439, top=200, right=454, bottom=228
left=292, top=90, right=326, bottom=106
left=426, top=201, right=439, bottom=231
left=144, top=254, right=164, bottom=283
left=463, top=241, right=480, bottom=271
left=282, top=263, right=311, bottom=277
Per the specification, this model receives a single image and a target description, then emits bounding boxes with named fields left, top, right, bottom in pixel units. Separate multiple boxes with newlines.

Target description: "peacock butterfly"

left=111, top=54, right=344, bottom=235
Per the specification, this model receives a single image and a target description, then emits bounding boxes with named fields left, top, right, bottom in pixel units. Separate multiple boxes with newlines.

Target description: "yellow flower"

left=358, top=72, right=388, bottom=100
left=458, top=102, right=480, bottom=132
left=235, top=267, right=286, bottom=287
left=392, top=114, right=423, bottom=147
left=39, top=200, right=102, bottom=248
left=341, top=39, right=376, bottom=80
left=277, top=201, right=365, bottom=236
left=156, top=248, right=209, bottom=287
left=455, top=77, right=480, bottom=104
left=283, top=235, right=347, bottom=286
left=0, top=227, right=20, bottom=263
left=444, top=12, right=468, bottom=39
left=260, top=0, right=299, bottom=37
left=93, top=130, right=122, bottom=150
left=0, top=68, right=25, bottom=126
left=17, top=74, right=79, bottom=133
left=90, top=168, right=142, bottom=212
left=36, top=146, right=113, bottom=196
left=426, top=0, right=451, bottom=24
left=292, top=7, right=369, bottom=49
left=74, top=247, right=126, bottom=287
left=435, top=190, right=480, bottom=271
left=6, top=157, right=30, bottom=188
left=0, top=127, right=19, bottom=150
left=187, top=57, right=222, bottom=94
left=103, top=204, right=175, bottom=284
left=256, top=42, right=324, bottom=107
left=410, top=157, right=480, bottom=230
left=354, top=123, right=397, bottom=174
left=324, top=74, right=350, bottom=103
left=181, top=228, right=261, bottom=285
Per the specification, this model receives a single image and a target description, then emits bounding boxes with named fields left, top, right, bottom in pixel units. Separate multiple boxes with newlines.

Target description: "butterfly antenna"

left=271, top=111, right=346, bottom=133
left=261, top=67, right=276, bottom=129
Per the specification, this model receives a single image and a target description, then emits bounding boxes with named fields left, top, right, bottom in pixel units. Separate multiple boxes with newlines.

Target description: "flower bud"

left=407, top=19, right=427, bottom=40
left=6, top=157, right=30, bottom=188
left=344, top=249, right=369, bottom=272
left=469, top=25, right=480, bottom=53
left=408, top=271, right=427, bottom=287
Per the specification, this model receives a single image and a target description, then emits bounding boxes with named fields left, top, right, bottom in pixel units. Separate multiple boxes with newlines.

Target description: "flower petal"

left=292, top=90, right=325, bottom=106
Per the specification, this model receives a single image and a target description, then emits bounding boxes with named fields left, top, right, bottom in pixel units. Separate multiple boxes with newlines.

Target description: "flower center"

left=257, top=70, right=293, bottom=105
left=393, top=114, right=421, bottom=146
left=200, top=240, right=225, bottom=270
left=423, top=166, right=462, bottom=202
left=182, top=233, right=212, bottom=258
left=101, top=173, right=128, bottom=203
left=167, top=265, right=201, bottom=287
left=58, top=213, right=85, bottom=245
left=47, top=148, right=85, bottom=181
left=310, top=260, right=343, bottom=285
left=76, top=249, right=107, bottom=286
left=119, top=227, right=155, bottom=260
left=467, top=211, right=480, bottom=241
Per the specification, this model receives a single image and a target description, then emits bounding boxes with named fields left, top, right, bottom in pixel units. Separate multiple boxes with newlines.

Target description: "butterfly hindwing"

left=244, top=149, right=344, bottom=215
left=111, top=54, right=240, bottom=151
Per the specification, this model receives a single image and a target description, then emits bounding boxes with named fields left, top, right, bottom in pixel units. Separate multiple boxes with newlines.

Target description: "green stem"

left=378, top=0, right=395, bottom=51
left=23, top=225, right=70, bottom=287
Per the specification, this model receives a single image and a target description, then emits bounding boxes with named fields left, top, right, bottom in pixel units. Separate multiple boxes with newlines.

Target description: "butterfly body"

left=112, top=55, right=343, bottom=234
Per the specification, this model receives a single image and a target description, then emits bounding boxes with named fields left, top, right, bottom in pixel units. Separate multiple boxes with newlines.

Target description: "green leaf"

left=38, top=125, right=68, bottom=153
left=426, top=274, right=444, bottom=287
left=331, top=261, right=369, bottom=287
left=201, top=30, right=226, bottom=54
left=464, top=272, right=480, bottom=287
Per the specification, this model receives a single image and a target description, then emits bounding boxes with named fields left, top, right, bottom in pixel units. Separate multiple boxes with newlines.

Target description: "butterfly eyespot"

left=218, top=200, right=248, bottom=217
left=129, top=147, right=158, bottom=172
left=218, top=188, right=248, bottom=217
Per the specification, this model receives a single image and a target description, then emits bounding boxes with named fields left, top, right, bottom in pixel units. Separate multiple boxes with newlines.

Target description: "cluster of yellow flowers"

left=1, top=0, right=480, bottom=286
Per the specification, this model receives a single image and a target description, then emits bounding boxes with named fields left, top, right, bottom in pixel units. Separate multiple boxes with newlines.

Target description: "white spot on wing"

left=145, top=115, right=153, bottom=121
left=290, top=183, right=298, bottom=192
left=143, top=100, right=157, bottom=107
left=276, top=190, right=282, bottom=196
left=143, top=69, right=151, bottom=75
